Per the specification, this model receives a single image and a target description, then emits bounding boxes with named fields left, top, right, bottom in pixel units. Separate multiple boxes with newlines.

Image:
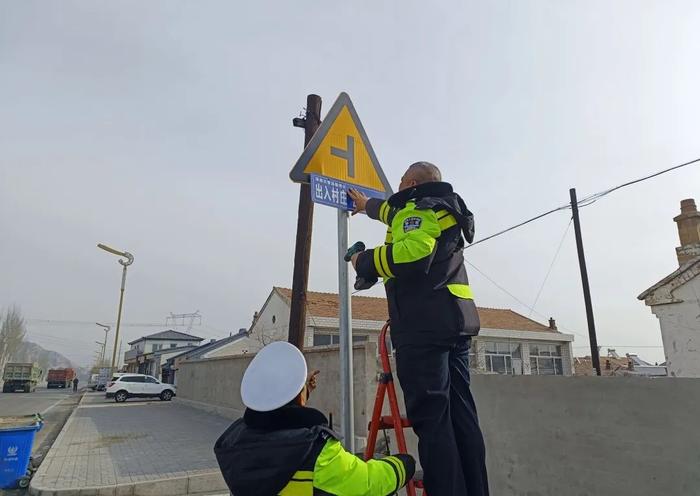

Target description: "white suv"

left=105, top=374, right=176, bottom=403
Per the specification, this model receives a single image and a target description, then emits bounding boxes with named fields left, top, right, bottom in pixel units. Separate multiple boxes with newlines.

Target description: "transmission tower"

left=166, top=310, right=202, bottom=331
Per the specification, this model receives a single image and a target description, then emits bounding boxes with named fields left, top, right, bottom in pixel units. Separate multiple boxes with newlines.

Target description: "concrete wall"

left=177, top=343, right=377, bottom=441
left=178, top=349, right=700, bottom=495
left=651, top=278, right=700, bottom=377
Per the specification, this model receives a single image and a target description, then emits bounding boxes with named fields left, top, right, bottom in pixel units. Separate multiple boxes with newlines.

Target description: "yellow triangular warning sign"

left=290, top=93, right=392, bottom=193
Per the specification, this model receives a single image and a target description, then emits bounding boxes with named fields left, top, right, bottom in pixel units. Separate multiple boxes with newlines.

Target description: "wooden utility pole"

left=288, top=95, right=322, bottom=349
left=570, top=188, right=601, bottom=376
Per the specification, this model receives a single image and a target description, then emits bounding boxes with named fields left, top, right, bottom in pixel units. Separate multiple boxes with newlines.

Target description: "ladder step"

left=371, top=415, right=412, bottom=430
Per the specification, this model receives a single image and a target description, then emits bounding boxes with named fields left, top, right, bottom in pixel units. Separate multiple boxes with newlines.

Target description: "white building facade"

left=640, top=198, right=700, bottom=378
left=124, top=330, right=204, bottom=378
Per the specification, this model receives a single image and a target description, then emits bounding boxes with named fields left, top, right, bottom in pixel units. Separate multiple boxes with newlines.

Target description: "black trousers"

left=395, top=337, right=489, bottom=496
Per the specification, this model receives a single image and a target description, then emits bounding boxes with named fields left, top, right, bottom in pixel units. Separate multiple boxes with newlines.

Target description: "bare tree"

left=0, top=306, right=27, bottom=372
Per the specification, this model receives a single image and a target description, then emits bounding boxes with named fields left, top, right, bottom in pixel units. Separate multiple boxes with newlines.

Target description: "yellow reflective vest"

left=356, top=181, right=481, bottom=345
left=215, top=405, right=414, bottom=496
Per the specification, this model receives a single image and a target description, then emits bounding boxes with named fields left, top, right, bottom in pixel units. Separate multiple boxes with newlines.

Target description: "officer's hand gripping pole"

left=344, top=241, right=377, bottom=291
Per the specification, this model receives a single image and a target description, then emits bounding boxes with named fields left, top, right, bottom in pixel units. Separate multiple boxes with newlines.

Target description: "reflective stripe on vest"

left=436, top=209, right=457, bottom=231
left=447, top=283, right=474, bottom=300
left=279, top=470, right=314, bottom=495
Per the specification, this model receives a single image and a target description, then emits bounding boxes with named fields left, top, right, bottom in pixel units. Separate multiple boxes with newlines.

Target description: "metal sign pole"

left=337, top=208, right=354, bottom=452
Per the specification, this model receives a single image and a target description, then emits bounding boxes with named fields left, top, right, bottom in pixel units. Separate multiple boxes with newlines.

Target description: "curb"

left=29, top=470, right=227, bottom=496
left=29, top=392, right=85, bottom=495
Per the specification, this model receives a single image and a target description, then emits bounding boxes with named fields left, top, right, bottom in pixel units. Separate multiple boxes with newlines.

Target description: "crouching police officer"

left=349, top=162, right=490, bottom=496
left=214, top=341, right=415, bottom=496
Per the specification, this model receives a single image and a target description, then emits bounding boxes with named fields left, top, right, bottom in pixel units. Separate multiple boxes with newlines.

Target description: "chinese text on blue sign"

left=311, top=174, right=385, bottom=212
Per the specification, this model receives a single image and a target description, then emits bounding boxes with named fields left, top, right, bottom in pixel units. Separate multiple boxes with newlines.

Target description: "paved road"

left=31, top=393, right=231, bottom=494
left=0, top=387, right=74, bottom=416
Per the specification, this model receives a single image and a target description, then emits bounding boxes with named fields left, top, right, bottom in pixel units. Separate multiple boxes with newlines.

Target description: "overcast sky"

left=2, top=1, right=699, bottom=366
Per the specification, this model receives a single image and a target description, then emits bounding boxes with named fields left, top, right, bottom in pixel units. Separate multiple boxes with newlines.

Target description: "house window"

left=529, top=344, right=564, bottom=375
left=272, top=315, right=276, bottom=324
left=152, top=344, right=162, bottom=351
left=484, top=342, right=521, bottom=375
left=170, top=344, right=177, bottom=348
left=313, top=334, right=333, bottom=346
left=120, top=376, right=145, bottom=383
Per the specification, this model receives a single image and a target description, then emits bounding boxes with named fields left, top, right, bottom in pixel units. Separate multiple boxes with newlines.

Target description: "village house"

left=124, top=330, right=204, bottom=379
left=162, top=329, right=250, bottom=385
left=639, top=198, right=700, bottom=378
left=246, top=287, right=576, bottom=376
left=575, top=349, right=667, bottom=377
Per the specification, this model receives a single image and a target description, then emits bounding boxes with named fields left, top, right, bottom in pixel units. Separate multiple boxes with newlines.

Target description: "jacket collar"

left=243, top=404, right=328, bottom=431
left=388, top=181, right=454, bottom=208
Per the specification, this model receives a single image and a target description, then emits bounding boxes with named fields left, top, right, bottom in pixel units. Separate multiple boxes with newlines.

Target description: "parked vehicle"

left=95, top=368, right=115, bottom=392
left=46, top=368, right=76, bottom=389
left=105, top=374, right=176, bottom=403
left=87, top=374, right=100, bottom=391
left=96, top=372, right=124, bottom=392
left=2, top=363, right=42, bottom=393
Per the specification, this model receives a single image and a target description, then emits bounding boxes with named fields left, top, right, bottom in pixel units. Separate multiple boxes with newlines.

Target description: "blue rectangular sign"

left=310, top=174, right=387, bottom=211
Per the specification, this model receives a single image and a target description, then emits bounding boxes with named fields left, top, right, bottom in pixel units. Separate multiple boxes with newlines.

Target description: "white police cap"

left=240, top=341, right=308, bottom=412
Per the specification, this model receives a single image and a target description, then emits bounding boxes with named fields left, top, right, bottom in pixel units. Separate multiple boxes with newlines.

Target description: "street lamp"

left=95, top=323, right=111, bottom=367
left=95, top=341, right=105, bottom=367
left=97, top=243, right=134, bottom=374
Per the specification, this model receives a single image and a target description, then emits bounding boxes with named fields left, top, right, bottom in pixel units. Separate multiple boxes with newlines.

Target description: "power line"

left=27, top=319, right=166, bottom=327
left=465, top=260, right=589, bottom=341
left=467, top=203, right=570, bottom=248
left=467, top=156, right=700, bottom=248
left=577, top=157, right=700, bottom=206
left=528, top=218, right=573, bottom=318
left=27, top=318, right=223, bottom=337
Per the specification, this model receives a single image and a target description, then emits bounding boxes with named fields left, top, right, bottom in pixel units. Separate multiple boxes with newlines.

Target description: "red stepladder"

left=365, top=322, right=426, bottom=496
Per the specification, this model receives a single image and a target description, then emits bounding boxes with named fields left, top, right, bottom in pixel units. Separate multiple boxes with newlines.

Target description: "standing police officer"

left=349, top=162, right=489, bottom=496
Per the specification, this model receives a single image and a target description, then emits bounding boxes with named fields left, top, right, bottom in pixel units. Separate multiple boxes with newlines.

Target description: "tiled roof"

left=128, top=330, right=205, bottom=345
left=638, top=257, right=700, bottom=300
left=575, top=356, right=632, bottom=376
left=184, top=333, right=247, bottom=359
left=273, top=287, right=555, bottom=333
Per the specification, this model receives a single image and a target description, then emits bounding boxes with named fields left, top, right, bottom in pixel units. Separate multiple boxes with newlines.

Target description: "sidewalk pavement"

left=29, top=392, right=232, bottom=495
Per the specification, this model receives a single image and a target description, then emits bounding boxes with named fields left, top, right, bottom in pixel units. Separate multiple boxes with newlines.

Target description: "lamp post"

left=97, top=243, right=134, bottom=374
left=95, top=341, right=105, bottom=367
left=95, top=323, right=111, bottom=367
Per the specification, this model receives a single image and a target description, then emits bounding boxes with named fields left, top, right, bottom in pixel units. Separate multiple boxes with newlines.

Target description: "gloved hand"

left=345, top=241, right=377, bottom=290
left=392, top=453, right=416, bottom=486
left=354, top=275, right=378, bottom=291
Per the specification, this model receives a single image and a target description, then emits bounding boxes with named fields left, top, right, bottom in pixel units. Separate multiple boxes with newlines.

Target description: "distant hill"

left=10, top=341, right=89, bottom=381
